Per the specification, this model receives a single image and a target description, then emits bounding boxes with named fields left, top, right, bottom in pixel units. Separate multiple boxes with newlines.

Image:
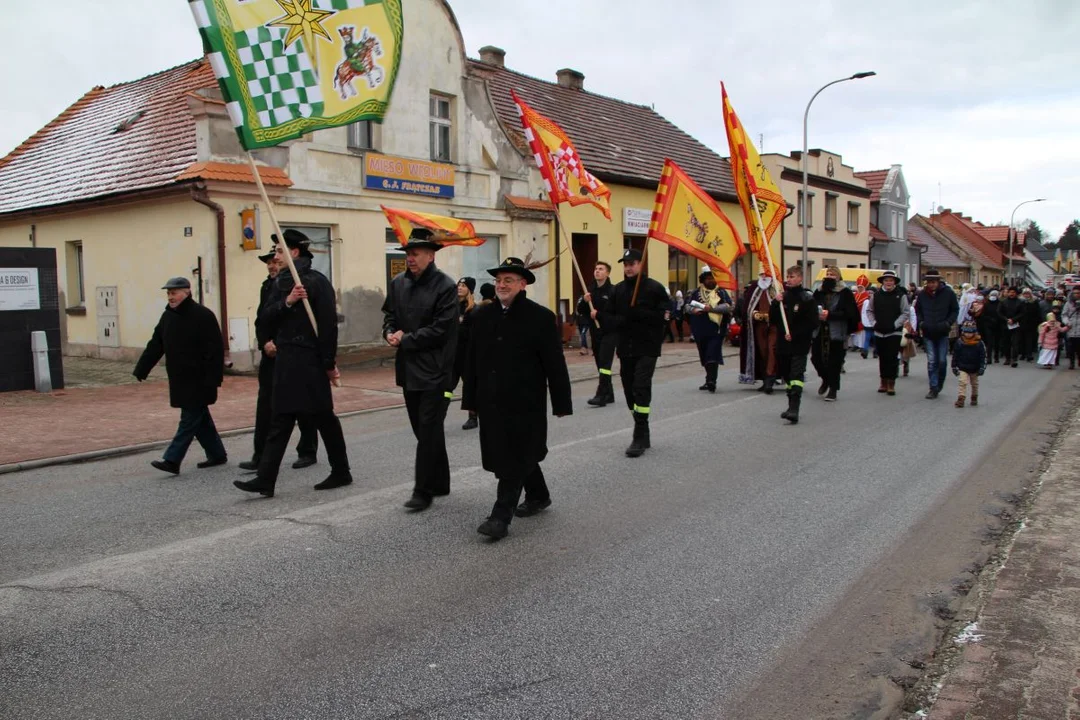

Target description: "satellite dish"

left=935, top=205, right=945, bottom=213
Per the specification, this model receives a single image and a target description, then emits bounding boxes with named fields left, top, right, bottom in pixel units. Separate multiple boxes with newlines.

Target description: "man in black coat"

left=234, top=230, right=352, bottom=497
left=997, top=286, right=1024, bottom=367
left=770, top=266, right=819, bottom=424
left=811, top=266, right=858, bottom=402
left=915, top=269, right=960, bottom=398
left=239, top=250, right=319, bottom=472
left=134, top=276, right=227, bottom=475
left=463, top=257, right=572, bottom=540
left=381, top=229, right=459, bottom=511
left=613, top=248, right=669, bottom=457
left=581, top=260, right=618, bottom=407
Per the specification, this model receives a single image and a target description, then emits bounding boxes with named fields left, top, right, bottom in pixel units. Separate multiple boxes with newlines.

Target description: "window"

left=946, top=271, right=954, bottom=283
left=797, top=191, right=813, bottom=227
left=348, top=120, right=373, bottom=151
left=824, top=193, right=837, bottom=230
left=823, top=258, right=838, bottom=268
left=847, top=202, right=860, bottom=232
left=891, top=210, right=903, bottom=239
left=460, top=238, right=501, bottom=281
left=429, top=94, right=452, bottom=162
left=281, top=225, right=332, bottom=280
left=66, top=241, right=85, bottom=306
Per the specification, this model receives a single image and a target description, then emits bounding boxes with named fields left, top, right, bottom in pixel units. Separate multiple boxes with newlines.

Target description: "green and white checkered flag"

left=190, top=0, right=403, bottom=150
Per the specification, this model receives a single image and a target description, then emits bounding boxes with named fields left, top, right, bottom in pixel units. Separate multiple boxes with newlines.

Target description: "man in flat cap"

left=612, top=248, right=670, bottom=457
left=134, top=276, right=227, bottom=475
left=234, top=229, right=352, bottom=497
left=382, top=228, right=459, bottom=511
left=463, top=257, right=572, bottom=540
left=239, top=249, right=319, bottom=473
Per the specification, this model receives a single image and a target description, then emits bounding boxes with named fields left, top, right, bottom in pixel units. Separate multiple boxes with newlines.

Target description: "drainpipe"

left=190, top=187, right=233, bottom=368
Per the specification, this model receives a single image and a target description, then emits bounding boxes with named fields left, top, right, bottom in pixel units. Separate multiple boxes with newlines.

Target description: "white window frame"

left=429, top=93, right=452, bottom=163
left=797, top=190, right=814, bottom=228
left=847, top=202, right=860, bottom=233
left=824, top=192, right=838, bottom=230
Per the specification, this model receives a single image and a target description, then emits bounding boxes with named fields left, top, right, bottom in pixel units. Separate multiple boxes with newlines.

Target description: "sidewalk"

left=922, top=404, right=1080, bottom=719
left=0, top=343, right=707, bottom=471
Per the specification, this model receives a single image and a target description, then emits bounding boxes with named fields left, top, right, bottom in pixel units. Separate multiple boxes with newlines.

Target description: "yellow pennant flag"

left=380, top=205, right=484, bottom=247
left=722, top=83, right=785, bottom=279
left=647, top=159, right=745, bottom=291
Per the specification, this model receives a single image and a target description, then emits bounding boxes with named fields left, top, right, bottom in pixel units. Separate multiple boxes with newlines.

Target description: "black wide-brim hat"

left=487, top=257, right=535, bottom=285
left=257, top=250, right=276, bottom=263
left=924, top=267, right=942, bottom=280
left=402, top=227, right=443, bottom=252
left=272, top=229, right=314, bottom=259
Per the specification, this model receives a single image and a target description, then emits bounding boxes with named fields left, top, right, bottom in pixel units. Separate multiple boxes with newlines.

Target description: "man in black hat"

left=463, top=257, right=572, bottom=540
left=580, top=260, right=618, bottom=407
left=381, top=228, right=459, bottom=511
left=134, top=276, right=227, bottom=475
left=239, top=249, right=319, bottom=472
left=864, top=269, right=910, bottom=396
left=915, top=268, right=959, bottom=399
left=685, top=266, right=733, bottom=393
left=234, top=229, right=352, bottom=497
left=612, top=248, right=670, bottom=457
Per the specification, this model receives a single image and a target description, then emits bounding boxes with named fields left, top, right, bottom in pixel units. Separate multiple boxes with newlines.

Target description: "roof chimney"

left=479, top=46, right=505, bottom=68
left=556, top=68, right=585, bottom=90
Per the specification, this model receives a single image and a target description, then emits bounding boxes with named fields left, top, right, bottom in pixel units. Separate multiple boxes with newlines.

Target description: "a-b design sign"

left=364, top=153, right=455, bottom=198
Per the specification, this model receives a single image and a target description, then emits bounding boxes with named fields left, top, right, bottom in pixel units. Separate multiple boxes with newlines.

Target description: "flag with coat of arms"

left=189, top=0, right=403, bottom=149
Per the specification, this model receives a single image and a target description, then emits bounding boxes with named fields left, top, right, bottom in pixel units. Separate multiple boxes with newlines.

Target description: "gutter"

left=190, top=187, right=233, bottom=368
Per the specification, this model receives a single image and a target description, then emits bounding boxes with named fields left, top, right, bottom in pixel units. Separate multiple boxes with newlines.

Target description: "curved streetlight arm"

left=1007, top=198, right=1047, bottom=284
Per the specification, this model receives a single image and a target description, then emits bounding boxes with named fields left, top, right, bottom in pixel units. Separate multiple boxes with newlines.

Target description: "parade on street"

left=1, top=0, right=1078, bottom=718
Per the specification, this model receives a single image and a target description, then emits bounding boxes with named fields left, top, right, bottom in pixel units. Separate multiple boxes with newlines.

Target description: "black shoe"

left=818, top=380, right=829, bottom=396
left=461, top=415, right=478, bottom=430
left=477, top=518, right=509, bottom=540
left=824, top=388, right=837, bottom=402
left=196, top=456, right=228, bottom=469
left=587, top=394, right=610, bottom=407
left=233, top=478, right=274, bottom=497
left=291, top=456, right=317, bottom=470
left=151, top=459, right=180, bottom=475
left=238, top=459, right=260, bottom=471
left=403, top=493, right=433, bottom=511
left=699, top=383, right=716, bottom=392
left=925, top=389, right=940, bottom=399
left=860, top=351, right=868, bottom=359
left=1012, top=362, right=1018, bottom=368
left=514, top=498, right=552, bottom=517
left=313, top=472, right=352, bottom=490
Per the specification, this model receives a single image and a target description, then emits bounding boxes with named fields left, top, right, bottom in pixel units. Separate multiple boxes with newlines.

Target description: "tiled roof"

left=869, top=223, right=888, bottom=241
left=472, top=60, right=736, bottom=200
left=176, top=161, right=293, bottom=187
left=907, top=217, right=966, bottom=268
left=0, top=60, right=213, bottom=215
left=922, top=213, right=1004, bottom=270
left=503, top=194, right=554, bottom=213
left=968, top=223, right=1026, bottom=258
left=854, top=169, right=889, bottom=202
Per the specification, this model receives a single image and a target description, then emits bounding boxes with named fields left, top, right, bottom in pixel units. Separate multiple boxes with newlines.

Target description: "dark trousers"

left=163, top=406, right=226, bottom=465
left=1004, top=329, right=1023, bottom=364
left=256, top=410, right=349, bottom=487
left=593, top=331, right=617, bottom=374
left=620, top=354, right=658, bottom=414
left=876, top=335, right=902, bottom=380
left=811, top=338, right=846, bottom=390
left=777, top=351, right=808, bottom=391
left=253, top=364, right=318, bottom=462
left=1067, top=338, right=1080, bottom=366
left=982, top=330, right=999, bottom=361
left=491, top=464, right=550, bottom=523
left=404, top=390, right=450, bottom=498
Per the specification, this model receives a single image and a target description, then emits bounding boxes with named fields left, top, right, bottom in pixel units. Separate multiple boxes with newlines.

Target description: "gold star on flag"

left=268, top=0, right=335, bottom=75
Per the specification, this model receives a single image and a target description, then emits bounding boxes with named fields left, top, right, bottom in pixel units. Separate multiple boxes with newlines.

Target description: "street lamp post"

left=1008, top=198, right=1046, bottom=286
left=801, top=72, right=876, bottom=274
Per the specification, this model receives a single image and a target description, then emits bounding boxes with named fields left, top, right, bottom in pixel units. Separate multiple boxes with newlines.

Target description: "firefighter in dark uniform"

left=234, top=230, right=352, bottom=496
left=581, top=260, right=618, bottom=407
left=381, top=229, right=459, bottom=512
left=613, top=248, right=670, bottom=457
left=770, top=265, right=820, bottom=425
left=463, top=257, right=573, bottom=540
left=239, top=249, right=319, bottom=472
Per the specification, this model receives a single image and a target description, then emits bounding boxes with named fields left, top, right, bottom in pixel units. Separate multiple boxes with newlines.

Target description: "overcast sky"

left=4, top=0, right=1077, bottom=239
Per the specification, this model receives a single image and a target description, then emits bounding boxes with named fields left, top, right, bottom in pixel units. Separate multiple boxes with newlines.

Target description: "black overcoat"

left=381, top=262, right=459, bottom=392
left=613, top=275, right=669, bottom=358
left=462, top=292, right=573, bottom=479
left=259, top=257, right=339, bottom=415
left=133, top=296, right=224, bottom=408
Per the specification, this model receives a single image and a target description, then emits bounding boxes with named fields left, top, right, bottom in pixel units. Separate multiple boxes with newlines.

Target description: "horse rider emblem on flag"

left=189, top=0, right=403, bottom=150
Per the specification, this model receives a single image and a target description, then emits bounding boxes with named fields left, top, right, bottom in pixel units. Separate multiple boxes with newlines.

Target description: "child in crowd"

left=951, top=320, right=986, bottom=408
left=1038, top=312, right=1065, bottom=368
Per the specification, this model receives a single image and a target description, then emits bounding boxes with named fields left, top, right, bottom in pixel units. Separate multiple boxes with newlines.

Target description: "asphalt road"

left=0, top=352, right=1064, bottom=719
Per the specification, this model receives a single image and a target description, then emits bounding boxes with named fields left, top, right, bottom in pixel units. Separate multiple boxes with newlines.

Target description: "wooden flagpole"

left=551, top=206, right=600, bottom=328
left=743, top=173, right=791, bottom=338
left=630, top=236, right=649, bottom=306
left=245, top=151, right=319, bottom=337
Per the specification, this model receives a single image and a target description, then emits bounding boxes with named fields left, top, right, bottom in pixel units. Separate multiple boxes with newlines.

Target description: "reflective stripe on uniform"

left=599, top=368, right=612, bottom=376
left=788, top=380, right=805, bottom=389
left=633, top=405, right=651, bottom=414
left=444, top=391, right=453, bottom=399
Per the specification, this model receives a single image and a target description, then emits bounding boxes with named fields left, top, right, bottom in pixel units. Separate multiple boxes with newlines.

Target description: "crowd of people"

left=132, top=237, right=1077, bottom=541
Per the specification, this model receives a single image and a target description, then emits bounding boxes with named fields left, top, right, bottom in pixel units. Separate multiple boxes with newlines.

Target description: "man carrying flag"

left=582, top=261, right=618, bottom=407
left=685, top=267, right=734, bottom=392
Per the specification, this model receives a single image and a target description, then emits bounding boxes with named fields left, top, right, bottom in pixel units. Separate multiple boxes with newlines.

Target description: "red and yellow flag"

left=510, top=90, right=612, bottom=220
left=647, top=159, right=745, bottom=291
left=381, top=206, right=485, bottom=247
left=722, top=83, right=785, bottom=279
